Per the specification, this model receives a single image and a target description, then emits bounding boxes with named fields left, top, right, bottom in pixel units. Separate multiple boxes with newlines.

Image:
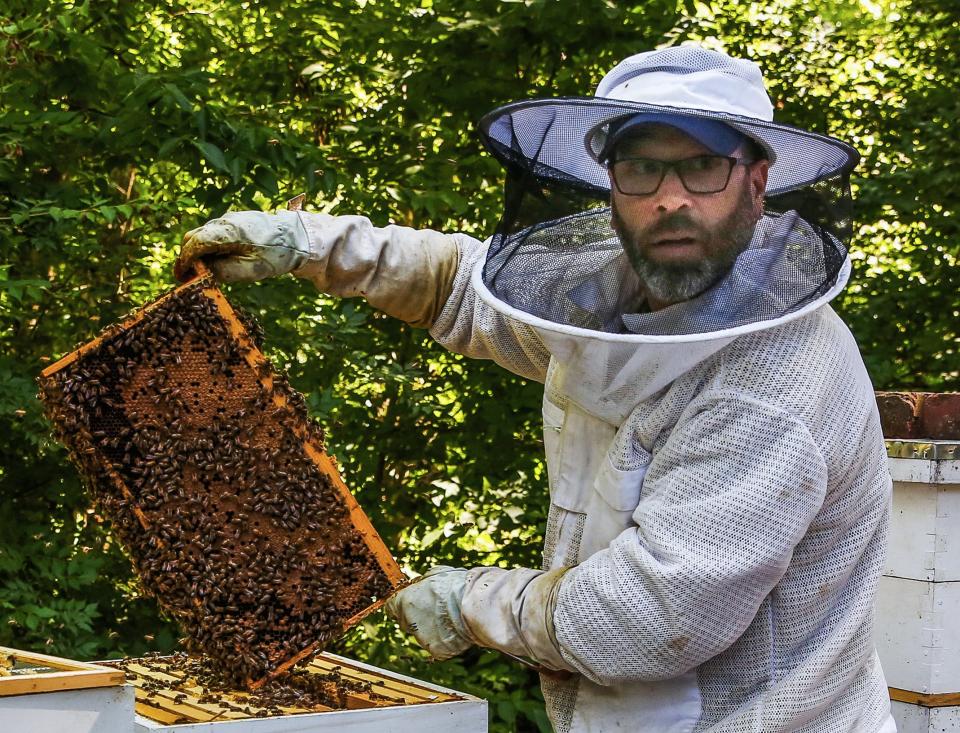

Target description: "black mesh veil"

left=477, top=99, right=859, bottom=338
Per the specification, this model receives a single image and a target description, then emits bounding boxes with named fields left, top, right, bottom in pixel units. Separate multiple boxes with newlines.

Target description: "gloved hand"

left=174, top=210, right=312, bottom=282
left=174, top=210, right=462, bottom=330
left=383, top=566, right=473, bottom=661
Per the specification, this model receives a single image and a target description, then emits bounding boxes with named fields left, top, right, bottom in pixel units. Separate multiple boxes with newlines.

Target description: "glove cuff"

left=292, top=213, right=461, bottom=328
left=460, top=566, right=573, bottom=672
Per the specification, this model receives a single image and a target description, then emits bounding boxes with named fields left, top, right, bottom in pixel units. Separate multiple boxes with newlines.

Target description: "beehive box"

left=113, top=651, right=486, bottom=732
left=877, top=440, right=960, bottom=732
left=0, top=646, right=133, bottom=733
left=37, top=266, right=405, bottom=688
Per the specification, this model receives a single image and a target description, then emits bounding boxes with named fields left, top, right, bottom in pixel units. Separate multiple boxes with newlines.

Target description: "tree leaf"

left=194, top=141, right=228, bottom=172
left=163, top=83, right=193, bottom=111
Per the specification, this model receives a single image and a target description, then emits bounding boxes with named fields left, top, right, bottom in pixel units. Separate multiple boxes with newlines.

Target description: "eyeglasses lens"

left=613, top=156, right=735, bottom=195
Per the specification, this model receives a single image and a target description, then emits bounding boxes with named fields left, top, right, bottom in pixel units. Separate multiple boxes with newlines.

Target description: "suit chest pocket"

left=577, top=448, right=651, bottom=561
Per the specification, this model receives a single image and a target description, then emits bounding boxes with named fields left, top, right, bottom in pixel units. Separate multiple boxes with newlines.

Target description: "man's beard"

left=611, top=186, right=759, bottom=306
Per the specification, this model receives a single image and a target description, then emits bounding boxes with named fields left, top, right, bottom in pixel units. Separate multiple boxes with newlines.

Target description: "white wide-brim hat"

left=478, top=46, right=859, bottom=196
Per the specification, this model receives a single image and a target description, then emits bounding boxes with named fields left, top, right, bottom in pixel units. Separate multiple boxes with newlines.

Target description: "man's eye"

left=623, top=160, right=661, bottom=175
left=686, top=156, right=723, bottom=172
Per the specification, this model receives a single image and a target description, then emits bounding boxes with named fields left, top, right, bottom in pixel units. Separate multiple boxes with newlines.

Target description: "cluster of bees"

left=39, top=281, right=394, bottom=687
left=110, top=652, right=390, bottom=719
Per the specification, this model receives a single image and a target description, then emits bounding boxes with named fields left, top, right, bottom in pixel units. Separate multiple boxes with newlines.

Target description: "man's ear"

left=751, top=159, right=770, bottom=201
left=607, top=168, right=619, bottom=208
left=747, top=160, right=769, bottom=222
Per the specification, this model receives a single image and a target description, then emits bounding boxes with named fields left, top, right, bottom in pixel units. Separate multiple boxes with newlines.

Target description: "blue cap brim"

left=602, top=112, right=748, bottom=160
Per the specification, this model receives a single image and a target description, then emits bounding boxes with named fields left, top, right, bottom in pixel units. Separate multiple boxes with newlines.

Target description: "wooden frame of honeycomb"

left=38, top=263, right=406, bottom=689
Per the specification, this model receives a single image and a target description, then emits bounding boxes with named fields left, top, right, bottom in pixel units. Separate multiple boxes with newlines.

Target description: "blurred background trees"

left=1, top=0, right=956, bottom=730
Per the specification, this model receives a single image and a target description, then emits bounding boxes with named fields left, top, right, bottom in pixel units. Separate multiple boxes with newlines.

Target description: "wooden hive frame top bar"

left=0, top=646, right=125, bottom=697
left=112, top=652, right=460, bottom=725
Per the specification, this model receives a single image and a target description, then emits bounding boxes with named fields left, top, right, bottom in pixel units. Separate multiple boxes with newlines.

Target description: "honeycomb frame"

left=38, top=264, right=405, bottom=689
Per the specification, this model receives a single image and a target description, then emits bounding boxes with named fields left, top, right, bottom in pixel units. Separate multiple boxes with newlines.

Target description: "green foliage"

left=1, top=0, right=956, bottom=730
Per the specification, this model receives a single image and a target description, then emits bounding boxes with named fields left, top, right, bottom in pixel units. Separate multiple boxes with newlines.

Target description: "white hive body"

left=0, top=646, right=486, bottom=732
left=877, top=441, right=960, bottom=732
left=0, top=687, right=134, bottom=733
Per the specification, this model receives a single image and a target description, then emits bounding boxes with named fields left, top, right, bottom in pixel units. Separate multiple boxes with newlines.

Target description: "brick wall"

left=876, top=392, right=960, bottom=440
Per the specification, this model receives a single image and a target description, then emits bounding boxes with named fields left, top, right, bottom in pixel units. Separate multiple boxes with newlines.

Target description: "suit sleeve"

left=428, top=234, right=551, bottom=383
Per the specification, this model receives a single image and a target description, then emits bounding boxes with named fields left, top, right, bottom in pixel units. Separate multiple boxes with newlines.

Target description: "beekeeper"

left=175, top=46, right=895, bottom=733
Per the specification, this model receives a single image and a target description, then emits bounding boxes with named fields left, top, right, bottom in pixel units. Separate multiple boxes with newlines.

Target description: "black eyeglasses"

left=609, top=155, right=754, bottom=196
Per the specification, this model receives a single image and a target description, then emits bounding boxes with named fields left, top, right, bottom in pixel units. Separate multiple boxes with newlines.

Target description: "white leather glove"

left=383, top=566, right=473, bottom=660
left=384, top=563, right=575, bottom=675
left=175, top=210, right=312, bottom=282
left=175, top=210, right=461, bottom=329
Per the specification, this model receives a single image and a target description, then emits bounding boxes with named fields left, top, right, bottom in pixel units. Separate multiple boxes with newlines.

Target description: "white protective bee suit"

left=176, top=46, right=896, bottom=733
left=274, top=208, right=893, bottom=733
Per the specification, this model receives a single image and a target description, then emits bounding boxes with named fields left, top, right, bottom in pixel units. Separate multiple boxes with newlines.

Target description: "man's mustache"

left=610, top=206, right=707, bottom=242
left=644, top=212, right=707, bottom=240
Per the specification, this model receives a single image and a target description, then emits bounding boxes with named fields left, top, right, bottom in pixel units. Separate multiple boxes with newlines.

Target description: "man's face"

left=607, top=124, right=769, bottom=308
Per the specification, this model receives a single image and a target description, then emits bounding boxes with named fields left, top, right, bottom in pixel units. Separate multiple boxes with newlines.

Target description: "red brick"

left=875, top=391, right=923, bottom=439
left=918, top=393, right=960, bottom=440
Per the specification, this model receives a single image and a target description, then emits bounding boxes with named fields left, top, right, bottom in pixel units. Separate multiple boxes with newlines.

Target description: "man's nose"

left=654, top=169, right=693, bottom=212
